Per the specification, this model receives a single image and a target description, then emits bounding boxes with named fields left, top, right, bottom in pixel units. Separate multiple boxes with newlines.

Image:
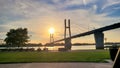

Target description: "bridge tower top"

left=64, top=19, right=71, bottom=39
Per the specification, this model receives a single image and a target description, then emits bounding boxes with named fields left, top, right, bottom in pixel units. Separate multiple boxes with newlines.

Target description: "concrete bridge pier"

left=94, top=32, right=104, bottom=49
left=65, top=38, right=72, bottom=50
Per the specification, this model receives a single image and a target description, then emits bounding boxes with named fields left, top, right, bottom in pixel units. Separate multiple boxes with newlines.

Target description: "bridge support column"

left=65, top=38, right=72, bottom=50
left=94, top=32, right=104, bottom=49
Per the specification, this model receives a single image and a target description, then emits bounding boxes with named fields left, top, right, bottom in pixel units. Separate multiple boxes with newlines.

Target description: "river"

left=0, top=45, right=110, bottom=51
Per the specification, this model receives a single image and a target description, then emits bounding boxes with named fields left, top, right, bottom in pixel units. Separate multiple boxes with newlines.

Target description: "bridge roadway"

left=52, top=22, right=120, bottom=49
left=54, top=22, right=120, bottom=42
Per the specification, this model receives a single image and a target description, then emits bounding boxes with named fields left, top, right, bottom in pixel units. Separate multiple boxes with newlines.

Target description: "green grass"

left=0, top=50, right=110, bottom=63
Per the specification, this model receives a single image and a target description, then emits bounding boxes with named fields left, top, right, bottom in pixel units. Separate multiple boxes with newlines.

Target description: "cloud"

left=102, top=0, right=120, bottom=9
left=0, top=24, right=12, bottom=39
left=13, top=0, right=56, bottom=18
left=0, top=0, right=120, bottom=43
left=0, top=25, right=9, bottom=33
left=101, top=4, right=120, bottom=17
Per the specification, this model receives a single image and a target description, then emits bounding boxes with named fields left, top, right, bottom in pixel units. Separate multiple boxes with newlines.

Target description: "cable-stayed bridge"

left=52, top=19, right=120, bottom=50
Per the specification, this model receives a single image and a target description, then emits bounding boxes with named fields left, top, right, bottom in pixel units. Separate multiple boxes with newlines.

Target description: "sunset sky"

left=0, top=0, right=120, bottom=44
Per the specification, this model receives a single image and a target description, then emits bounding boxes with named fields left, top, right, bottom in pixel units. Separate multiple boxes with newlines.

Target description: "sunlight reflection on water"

left=32, top=45, right=96, bottom=50
left=0, top=45, right=98, bottom=51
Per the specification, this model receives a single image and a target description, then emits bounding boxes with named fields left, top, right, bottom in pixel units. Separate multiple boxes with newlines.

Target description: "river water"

left=0, top=45, right=110, bottom=51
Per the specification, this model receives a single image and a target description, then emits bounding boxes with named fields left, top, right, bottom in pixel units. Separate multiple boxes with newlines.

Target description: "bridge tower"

left=50, top=33, right=54, bottom=43
left=64, top=19, right=72, bottom=50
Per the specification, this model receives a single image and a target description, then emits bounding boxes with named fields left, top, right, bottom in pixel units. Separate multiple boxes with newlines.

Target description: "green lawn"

left=0, top=50, right=110, bottom=63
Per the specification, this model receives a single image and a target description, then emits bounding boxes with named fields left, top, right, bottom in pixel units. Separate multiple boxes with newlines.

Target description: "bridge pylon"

left=64, top=19, right=72, bottom=50
left=50, top=33, right=54, bottom=43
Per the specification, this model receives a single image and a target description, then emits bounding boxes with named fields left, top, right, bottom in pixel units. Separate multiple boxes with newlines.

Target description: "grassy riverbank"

left=0, top=50, right=110, bottom=63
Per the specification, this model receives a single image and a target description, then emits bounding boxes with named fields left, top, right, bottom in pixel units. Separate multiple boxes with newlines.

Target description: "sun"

left=49, top=27, right=55, bottom=34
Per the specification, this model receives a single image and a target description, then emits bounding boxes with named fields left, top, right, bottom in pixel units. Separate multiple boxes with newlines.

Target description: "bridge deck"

left=54, top=22, right=120, bottom=43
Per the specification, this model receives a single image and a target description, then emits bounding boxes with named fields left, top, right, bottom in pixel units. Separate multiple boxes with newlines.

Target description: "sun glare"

left=49, top=27, right=55, bottom=34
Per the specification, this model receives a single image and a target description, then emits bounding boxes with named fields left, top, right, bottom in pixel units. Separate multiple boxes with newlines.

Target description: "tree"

left=4, top=28, right=29, bottom=47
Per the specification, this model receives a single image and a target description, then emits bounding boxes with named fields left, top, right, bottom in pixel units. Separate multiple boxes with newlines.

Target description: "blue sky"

left=0, top=0, right=120, bottom=44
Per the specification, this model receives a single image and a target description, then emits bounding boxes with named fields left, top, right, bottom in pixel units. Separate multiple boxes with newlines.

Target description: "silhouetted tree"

left=4, top=28, right=29, bottom=47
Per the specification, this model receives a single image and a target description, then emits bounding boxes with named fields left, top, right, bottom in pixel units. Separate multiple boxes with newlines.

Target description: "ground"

left=0, top=62, right=113, bottom=68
